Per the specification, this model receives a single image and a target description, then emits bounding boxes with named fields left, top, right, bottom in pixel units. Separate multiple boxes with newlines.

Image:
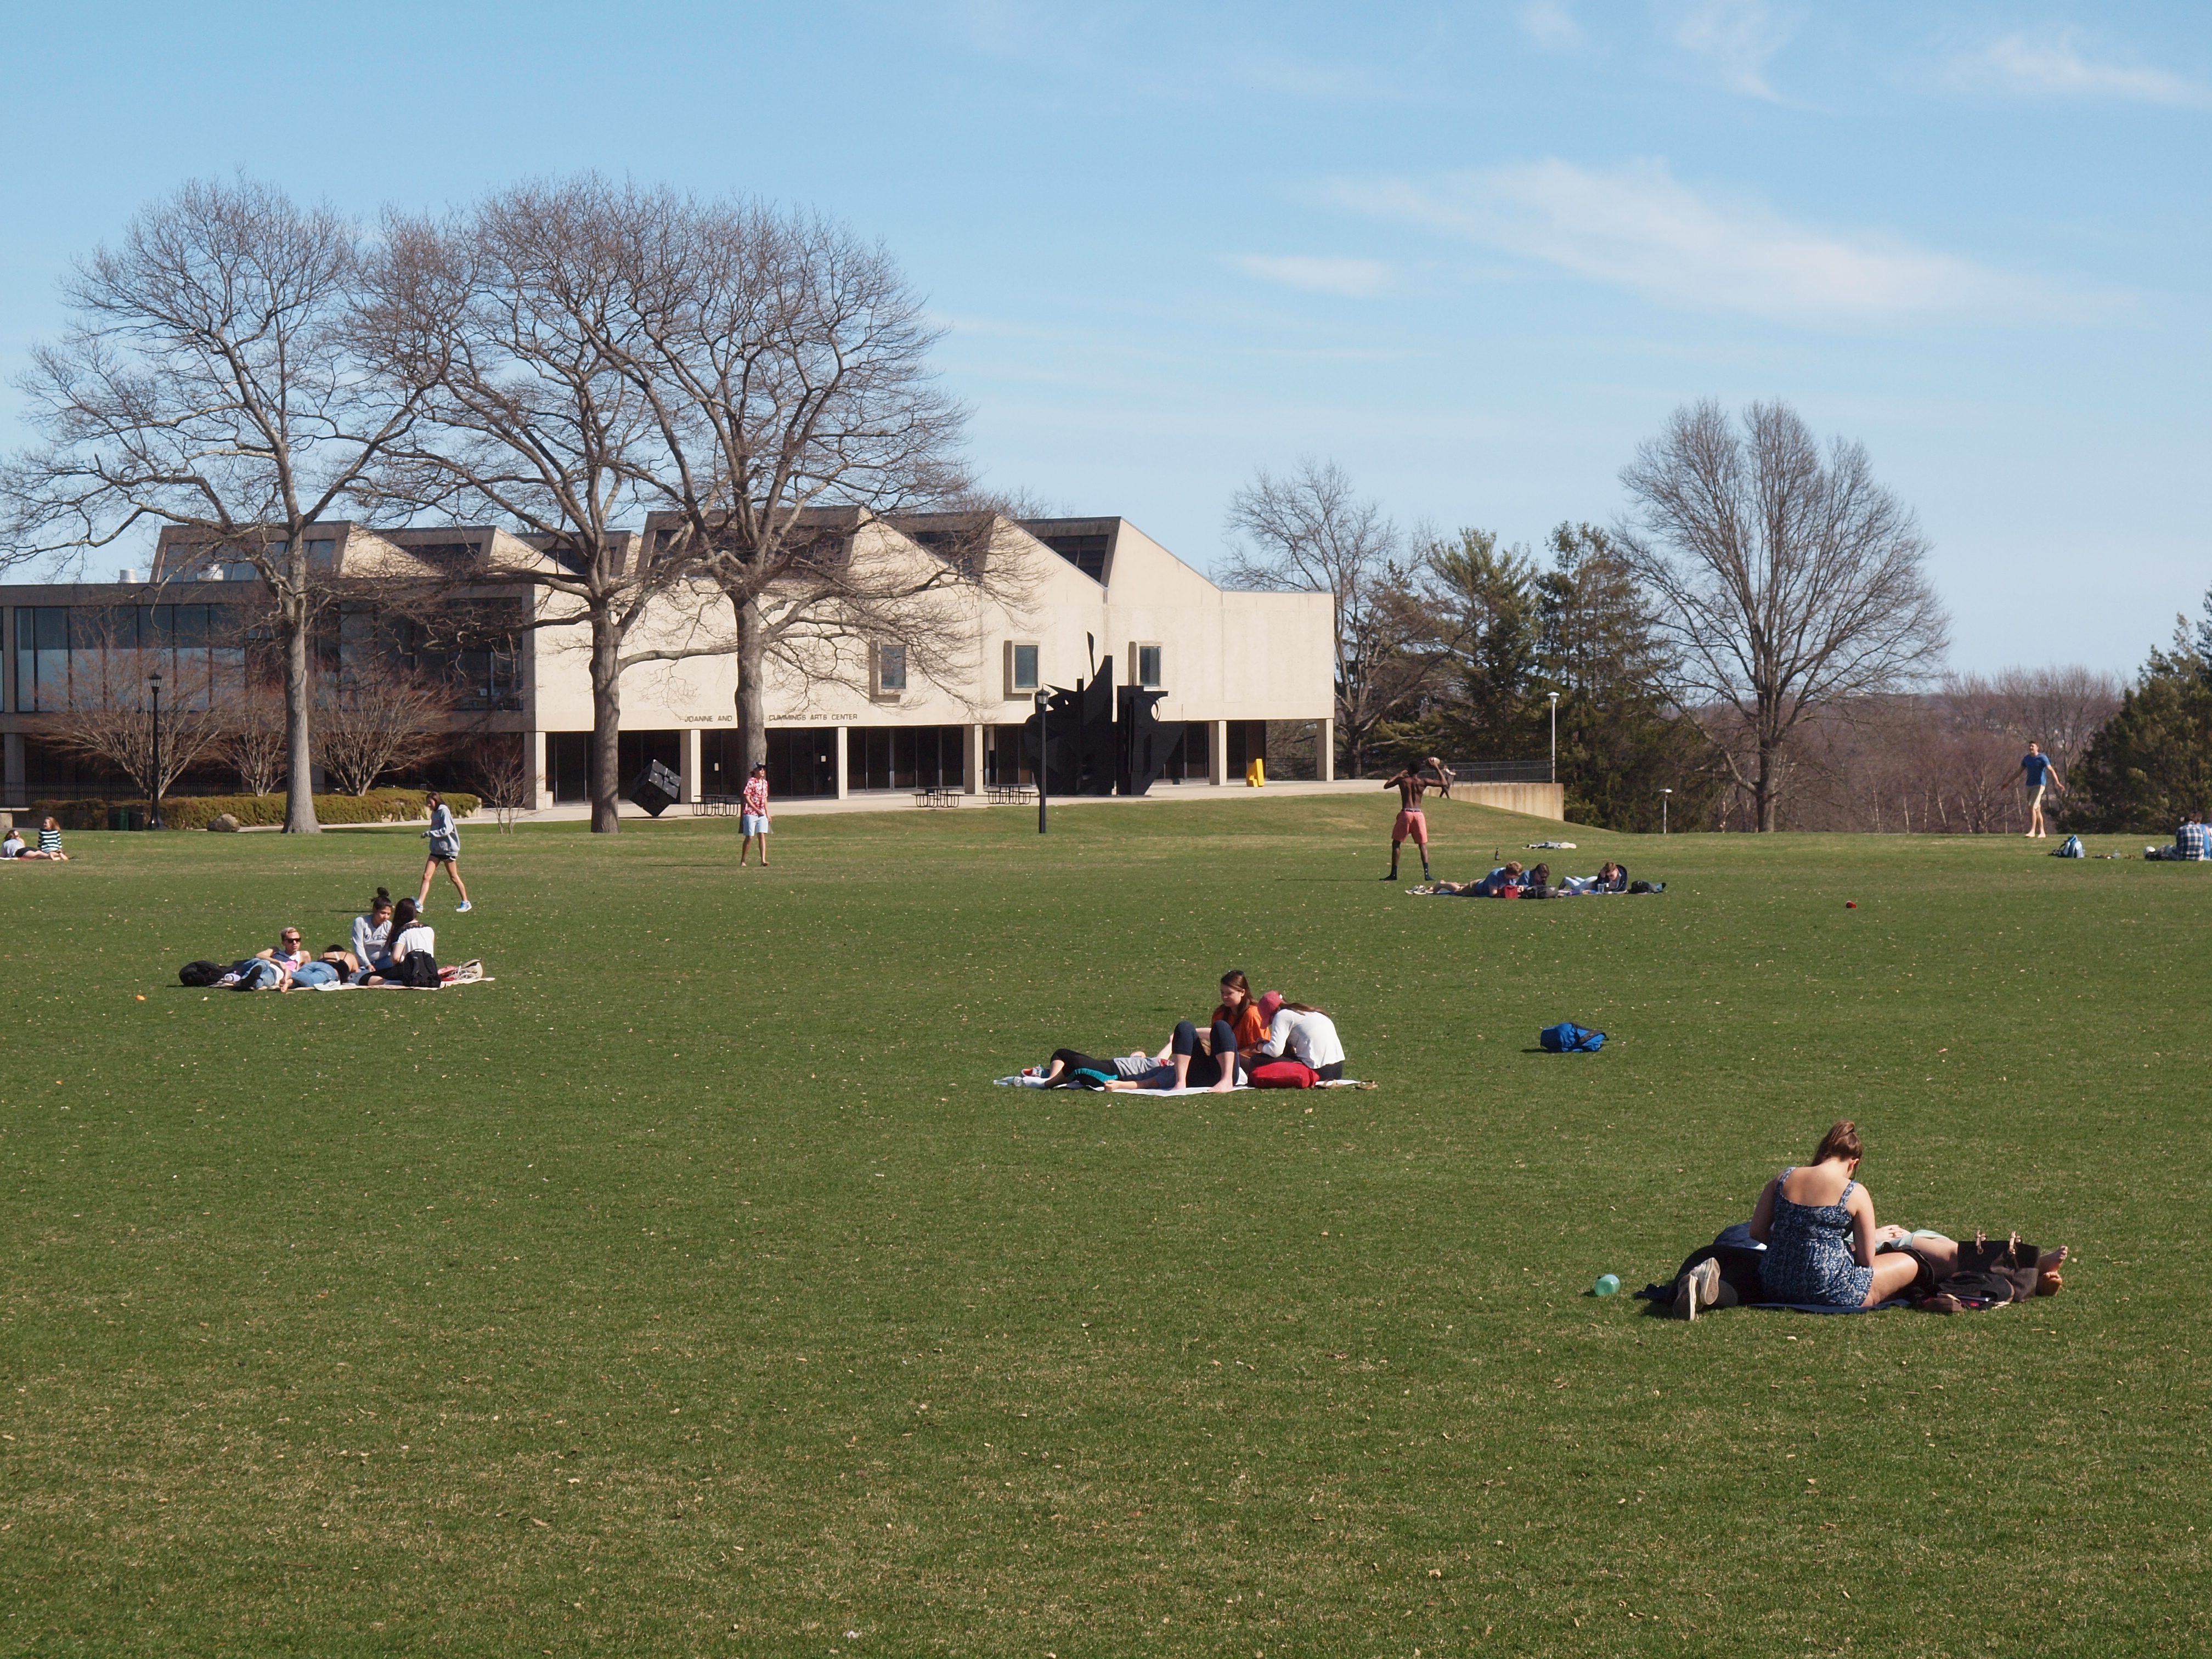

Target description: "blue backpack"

left=1541, top=1022, right=1605, bottom=1053
left=2052, top=834, right=2084, bottom=858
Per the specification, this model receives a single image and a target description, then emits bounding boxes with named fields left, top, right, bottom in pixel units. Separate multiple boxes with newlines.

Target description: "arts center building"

left=0, top=511, right=1336, bottom=809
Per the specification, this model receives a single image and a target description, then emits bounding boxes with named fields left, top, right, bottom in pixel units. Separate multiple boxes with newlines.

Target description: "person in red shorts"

left=1382, top=757, right=1452, bottom=882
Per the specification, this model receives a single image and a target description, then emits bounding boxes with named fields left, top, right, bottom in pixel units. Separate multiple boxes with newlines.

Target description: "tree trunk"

left=1754, top=744, right=1779, bottom=832
left=280, top=562, right=320, bottom=834
left=589, top=605, right=623, bottom=834
left=733, top=595, right=768, bottom=772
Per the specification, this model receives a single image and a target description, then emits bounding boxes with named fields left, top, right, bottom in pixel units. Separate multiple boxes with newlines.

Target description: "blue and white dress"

left=1762, top=1169, right=1875, bottom=1307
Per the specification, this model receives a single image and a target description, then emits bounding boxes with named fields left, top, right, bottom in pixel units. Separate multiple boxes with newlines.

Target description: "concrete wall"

left=1448, top=782, right=1566, bottom=821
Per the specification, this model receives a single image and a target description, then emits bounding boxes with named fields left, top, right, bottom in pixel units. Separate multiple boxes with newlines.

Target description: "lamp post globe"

left=147, top=670, right=165, bottom=831
left=1547, top=691, right=1559, bottom=784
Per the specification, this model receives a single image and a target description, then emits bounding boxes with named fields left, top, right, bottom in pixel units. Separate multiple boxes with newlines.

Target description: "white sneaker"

left=455, top=901, right=473, bottom=913
left=1673, top=1258, right=1721, bottom=1321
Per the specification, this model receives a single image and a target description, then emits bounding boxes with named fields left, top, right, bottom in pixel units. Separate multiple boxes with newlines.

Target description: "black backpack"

left=398, top=950, right=441, bottom=989
left=178, top=960, right=227, bottom=988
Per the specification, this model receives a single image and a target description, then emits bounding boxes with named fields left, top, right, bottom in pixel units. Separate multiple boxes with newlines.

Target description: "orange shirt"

left=1215, top=1001, right=1267, bottom=1054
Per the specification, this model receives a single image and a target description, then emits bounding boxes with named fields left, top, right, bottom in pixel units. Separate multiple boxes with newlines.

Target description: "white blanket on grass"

left=992, top=1075, right=1369, bottom=1093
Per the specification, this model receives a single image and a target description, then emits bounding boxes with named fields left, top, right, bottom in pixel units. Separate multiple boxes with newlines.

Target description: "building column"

left=528, top=731, right=549, bottom=809
left=3, top=732, right=23, bottom=801
left=1209, top=720, right=1228, bottom=786
left=834, top=726, right=849, bottom=800
left=1318, top=719, right=1335, bottom=782
left=964, top=723, right=984, bottom=794
left=679, top=728, right=701, bottom=804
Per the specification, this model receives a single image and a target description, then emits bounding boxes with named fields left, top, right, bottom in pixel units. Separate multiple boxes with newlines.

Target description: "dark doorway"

left=849, top=725, right=967, bottom=792
left=547, top=732, right=590, bottom=803
left=764, top=727, right=838, bottom=797
left=618, top=731, right=681, bottom=792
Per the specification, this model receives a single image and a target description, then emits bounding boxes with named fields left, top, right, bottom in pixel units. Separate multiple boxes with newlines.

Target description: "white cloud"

left=1339, top=159, right=2061, bottom=327
left=1657, top=0, right=1801, bottom=100
left=1519, top=0, right=1582, bottom=51
left=1228, top=255, right=1393, bottom=298
left=1983, top=31, right=2209, bottom=109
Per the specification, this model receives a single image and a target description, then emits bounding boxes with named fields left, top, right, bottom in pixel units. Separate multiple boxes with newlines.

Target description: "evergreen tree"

left=2074, top=588, right=2212, bottom=832
left=1408, top=527, right=1543, bottom=760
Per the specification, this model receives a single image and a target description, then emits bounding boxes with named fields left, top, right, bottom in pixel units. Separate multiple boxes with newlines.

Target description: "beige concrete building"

left=3, top=513, right=1337, bottom=808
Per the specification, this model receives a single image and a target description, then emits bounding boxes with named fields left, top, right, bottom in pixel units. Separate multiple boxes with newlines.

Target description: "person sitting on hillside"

left=2148, top=808, right=2208, bottom=861
left=352, top=889, right=397, bottom=975
left=360, top=900, right=437, bottom=987
left=17, top=816, right=70, bottom=860
left=1251, top=991, right=1347, bottom=1081
left=1, top=826, right=24, bottom=859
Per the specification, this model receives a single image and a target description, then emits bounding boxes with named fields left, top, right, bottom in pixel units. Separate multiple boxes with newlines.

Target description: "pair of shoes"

left=455, top=901, right=473, bottom=913
left=1673, top=1259, right=1720, bottom=1320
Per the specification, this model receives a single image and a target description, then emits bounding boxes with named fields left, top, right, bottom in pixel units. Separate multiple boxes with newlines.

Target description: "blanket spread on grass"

left=993, top=1075, right=1372, bottom=1094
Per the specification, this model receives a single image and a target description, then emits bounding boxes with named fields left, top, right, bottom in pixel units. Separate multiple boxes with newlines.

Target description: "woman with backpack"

left=415, top=792, right=472, bottom=913
left=363, top=900, right=439, bottom=988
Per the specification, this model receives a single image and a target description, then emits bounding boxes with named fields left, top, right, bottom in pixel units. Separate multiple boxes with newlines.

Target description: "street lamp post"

left=1661, top=787, right=1672, bottom=836
left=1547, top=691, right=1559, bottom=784
left=1035, top=689, right=1048, bottom=836
left=147, top=670, right=165, bottom=831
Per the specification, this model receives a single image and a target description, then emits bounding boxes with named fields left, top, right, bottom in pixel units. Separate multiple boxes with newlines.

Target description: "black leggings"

left=1172, top=1019, right=1241, bottom=1086
left=1048, top=1048, right=1118, bottom=1085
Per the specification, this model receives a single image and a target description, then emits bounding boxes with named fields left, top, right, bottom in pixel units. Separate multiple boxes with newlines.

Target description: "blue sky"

left=2, top=2, right=2205, bottom=674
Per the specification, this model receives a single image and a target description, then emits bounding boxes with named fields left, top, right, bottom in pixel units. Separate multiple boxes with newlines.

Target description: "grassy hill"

left=2, top=797, right=2205, bottom=1655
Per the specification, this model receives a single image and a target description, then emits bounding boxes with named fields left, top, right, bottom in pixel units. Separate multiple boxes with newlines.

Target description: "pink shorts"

left=1393, top=809, right=1427, bottom=846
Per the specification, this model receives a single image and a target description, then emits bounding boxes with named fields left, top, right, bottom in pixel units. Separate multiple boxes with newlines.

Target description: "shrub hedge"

left=29, top=790, right=480, bottom=832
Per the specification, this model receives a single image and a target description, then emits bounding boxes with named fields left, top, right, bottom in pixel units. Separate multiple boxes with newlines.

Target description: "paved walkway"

left=502, top=778, right=1384, bottom=823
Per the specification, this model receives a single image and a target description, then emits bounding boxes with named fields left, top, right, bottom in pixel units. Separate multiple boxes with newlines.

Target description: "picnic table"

left=913, top=787, right=962, bottom=808
left=693, top=794, right=740, bottom=816
left=985, top=785, right=1036, bottom=805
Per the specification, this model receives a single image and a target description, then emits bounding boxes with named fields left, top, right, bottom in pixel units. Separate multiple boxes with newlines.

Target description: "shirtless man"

left=1382, top=757, right=1453, bottom=882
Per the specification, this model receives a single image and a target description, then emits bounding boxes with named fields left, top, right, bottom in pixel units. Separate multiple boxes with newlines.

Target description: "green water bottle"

left=1593, top=1273, right=1620, bottom=1296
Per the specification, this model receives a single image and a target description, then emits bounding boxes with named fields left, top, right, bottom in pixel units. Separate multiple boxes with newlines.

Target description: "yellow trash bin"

left=1245, top=758, right=1266, bottom=787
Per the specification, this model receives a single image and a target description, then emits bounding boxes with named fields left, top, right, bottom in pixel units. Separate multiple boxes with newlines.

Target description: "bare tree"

left=44, top=607, right=229, bottom=805
left=622, top=200, right=986, bottom=768
left=1223, top=459, right=1431, bottom=775
left=224, top=684, right=289, bottom=796
left=363, top=179, right=698, bottom=832
left=457, top=731, right=532, bottom=832
left=1619, top=400, right=1949, bottom=831
left=0, top=177, right=433, bottom=833
left=313, top=657, right=456, bottom=795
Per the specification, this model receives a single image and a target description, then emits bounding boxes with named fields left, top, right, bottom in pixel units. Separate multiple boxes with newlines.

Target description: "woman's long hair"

left=1217, top=970, right=1252, bottom=1015
left=1813, top=1120, right=1863, bottom=1165
left=391, top=899, right=420, bottom=934
left=1285, top=1001, right=1331, bottom=1018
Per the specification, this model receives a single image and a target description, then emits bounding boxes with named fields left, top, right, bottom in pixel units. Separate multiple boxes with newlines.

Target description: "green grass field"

left=2, top=796, right=2206, bottom=1656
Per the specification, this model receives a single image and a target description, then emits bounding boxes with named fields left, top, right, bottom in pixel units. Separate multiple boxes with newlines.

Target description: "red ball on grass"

left=1846, top=901, right=1857, bottom=909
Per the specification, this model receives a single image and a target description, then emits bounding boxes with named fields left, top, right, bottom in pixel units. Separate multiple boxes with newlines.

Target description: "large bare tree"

left=363, top=179, right=705, bottom=832
left=1223, top=459, right=1431, bottom=775
left=622, top=199, right=985, bottom=768
left=313, top=655, right=458, bottom=795
left=1618, top=399, right=1949, bottom=831
left=0, top=177, right=431, bottom=833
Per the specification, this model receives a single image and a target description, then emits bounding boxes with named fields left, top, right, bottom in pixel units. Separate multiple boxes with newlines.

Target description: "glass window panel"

left=1138, top=645, right=1162, bottom=687
left=1012, top=644, right=1038, bottom=690
left=878, top=644, right=907, bottom=692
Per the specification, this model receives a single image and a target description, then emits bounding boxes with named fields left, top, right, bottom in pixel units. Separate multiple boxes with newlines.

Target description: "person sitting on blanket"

left=1746, top=1120, right=1932, bottom=1310
left=1153, top=970, right=1266, bottom=1093
left=2, top=826, right=24, bottom=859
left=352, top=889, right=397, bottom=975
left=359, top=900, right=434, bottom=986
left=1252, top=991, right=1347, bottom=1081
left=1669, top=1218, right=2069, bottom=1318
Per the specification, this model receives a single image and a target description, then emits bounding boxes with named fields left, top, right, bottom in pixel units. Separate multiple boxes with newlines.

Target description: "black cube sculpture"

left=627, top=758, right=682, bottom=817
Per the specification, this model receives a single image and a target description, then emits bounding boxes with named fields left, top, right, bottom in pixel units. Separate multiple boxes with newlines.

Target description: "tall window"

left=876, top=644, right=907, bottom=695
left=1136, top=644, right=1163, bottom=688
left=1007, top=641, right=1039, bottom=698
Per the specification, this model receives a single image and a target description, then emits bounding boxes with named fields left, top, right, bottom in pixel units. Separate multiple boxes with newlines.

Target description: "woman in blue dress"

left=1750, top=1121, right=1927, bottom=1308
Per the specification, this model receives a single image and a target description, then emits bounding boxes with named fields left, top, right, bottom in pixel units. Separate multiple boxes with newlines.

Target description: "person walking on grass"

left=2015, top=742, right=2066, bottom=838
left=415, top=792, right=472, bottom=913
left=740, top=763, right=771, bottom=867
left=1381, top=757, right=1452, bottom=882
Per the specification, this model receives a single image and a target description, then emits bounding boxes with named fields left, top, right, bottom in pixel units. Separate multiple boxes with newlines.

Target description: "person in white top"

left=1252, top=991, right=1347, bottom=1080
left=363, top=899, right=437, bottom=986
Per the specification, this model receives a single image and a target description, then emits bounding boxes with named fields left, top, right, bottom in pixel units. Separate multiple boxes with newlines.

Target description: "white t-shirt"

left=1261, top=1008, right=1345, bottom=1069
left=393, top=924, right=435, bottom=961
